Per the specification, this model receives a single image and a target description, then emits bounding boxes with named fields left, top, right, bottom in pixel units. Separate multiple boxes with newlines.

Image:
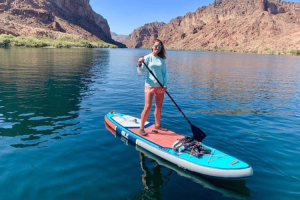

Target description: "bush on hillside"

left=0, top=34, right=116, bottom=49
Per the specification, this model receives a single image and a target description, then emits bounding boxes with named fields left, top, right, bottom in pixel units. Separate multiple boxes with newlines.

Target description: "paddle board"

left=135, top=145, right=250, bottom=199
left=104, top=111, right=253, bottom=179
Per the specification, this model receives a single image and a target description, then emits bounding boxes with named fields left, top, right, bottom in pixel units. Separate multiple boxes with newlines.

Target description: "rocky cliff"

left=0, top=0, right=124, bottom=46
left=124, top=0, right=300, bottom=51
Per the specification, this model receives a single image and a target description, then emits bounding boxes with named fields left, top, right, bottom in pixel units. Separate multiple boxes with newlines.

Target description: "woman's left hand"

left=162, top=86, right=168, bottom=92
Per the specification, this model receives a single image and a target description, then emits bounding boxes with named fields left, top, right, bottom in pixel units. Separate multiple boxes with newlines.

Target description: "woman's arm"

left=137, top=57, right=144, bottom=75
left=137, top=57, right=149, bottom=75
left=162, top=60, right=167, bottom=87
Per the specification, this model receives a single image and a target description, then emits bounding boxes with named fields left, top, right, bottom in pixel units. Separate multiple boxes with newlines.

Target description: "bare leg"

left=140, top=92, right=154, bottom=129
left=154, top=92, right=164, bottom=127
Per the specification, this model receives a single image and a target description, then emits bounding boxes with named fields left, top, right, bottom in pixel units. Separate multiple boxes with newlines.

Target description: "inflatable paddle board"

left=135, top=145, right=250, bottom=198
left=104, top=111, right=253, bottom=179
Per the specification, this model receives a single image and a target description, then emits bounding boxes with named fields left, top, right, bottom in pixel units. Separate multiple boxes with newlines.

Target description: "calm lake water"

left=0, top=48, right=299, bottom=200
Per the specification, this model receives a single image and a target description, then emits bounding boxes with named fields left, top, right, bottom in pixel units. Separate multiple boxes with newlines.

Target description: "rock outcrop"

left=0, top=0, right=125, bottom=47
left=124, top=0, right=300, bottom=51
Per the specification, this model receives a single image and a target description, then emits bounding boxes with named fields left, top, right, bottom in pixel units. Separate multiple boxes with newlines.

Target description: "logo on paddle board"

left=121, top=130, right=129, bottom=139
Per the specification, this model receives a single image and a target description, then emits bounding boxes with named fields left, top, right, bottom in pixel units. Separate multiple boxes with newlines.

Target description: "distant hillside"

left=0, top=0, right=125, bottom=47
left=111, top=32, right=128, bottom=43
left=124, top=0, right=300, bottom=52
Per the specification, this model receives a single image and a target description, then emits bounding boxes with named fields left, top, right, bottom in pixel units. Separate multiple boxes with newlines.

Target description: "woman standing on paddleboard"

left=137, top=39, right=168, bottom=136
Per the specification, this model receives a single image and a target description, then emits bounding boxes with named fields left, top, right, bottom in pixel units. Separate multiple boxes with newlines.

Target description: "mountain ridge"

left=124, top=0, right=300, bottom=52
left=111, top=32, right=128, bottom=43
left=0, top=0, right=125, bottom=47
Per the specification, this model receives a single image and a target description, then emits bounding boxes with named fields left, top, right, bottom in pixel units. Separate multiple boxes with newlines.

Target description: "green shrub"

left=0, top=34, right=121, bottom=49
left=3, top=39, right=10, bottom=48
left=290, top=49, right=300, bottom=56
left=86, top=43, right=93, bottom=48
left=53, top=42, right=63, bottom=48
left=58, top=36, right=73, bottom=42
left=0, top=34, right=14, bottom=48
left=263, top=48, right=276, bottom=54
left=251, top=49, right=258, bottom=54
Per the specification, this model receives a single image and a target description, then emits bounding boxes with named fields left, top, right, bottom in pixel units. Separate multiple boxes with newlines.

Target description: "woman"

left=137, top=39, right=168, bottom=136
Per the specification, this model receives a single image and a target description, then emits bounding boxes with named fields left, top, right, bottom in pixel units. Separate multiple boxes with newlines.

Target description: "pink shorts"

left=145, top=86, right=165, bottom=94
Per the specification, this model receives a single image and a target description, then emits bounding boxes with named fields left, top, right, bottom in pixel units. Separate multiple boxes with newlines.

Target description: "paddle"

left=142, top=61, right=206, bottom=142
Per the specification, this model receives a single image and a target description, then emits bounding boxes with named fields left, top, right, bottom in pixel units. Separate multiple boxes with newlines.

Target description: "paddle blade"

left=191, top=124, right=206, bottom=142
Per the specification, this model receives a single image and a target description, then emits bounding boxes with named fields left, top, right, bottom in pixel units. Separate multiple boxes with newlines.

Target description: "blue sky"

left=90, top=0, right=300, bottom=35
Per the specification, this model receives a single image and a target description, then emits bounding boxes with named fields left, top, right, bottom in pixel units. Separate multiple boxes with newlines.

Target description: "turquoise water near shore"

left=0, top=48, right=299, bottom=200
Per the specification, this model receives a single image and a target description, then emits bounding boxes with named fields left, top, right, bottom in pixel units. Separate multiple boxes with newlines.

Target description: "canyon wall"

left=0, top=0, right=124, bottom=46
left=124, top=0, right=300, bottom=51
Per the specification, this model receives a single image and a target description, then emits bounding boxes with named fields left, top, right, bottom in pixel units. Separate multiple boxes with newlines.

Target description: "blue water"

left=0, top=48, right=299, bottom=200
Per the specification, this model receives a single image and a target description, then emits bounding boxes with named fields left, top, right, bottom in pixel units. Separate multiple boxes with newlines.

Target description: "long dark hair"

left=152, top=39, right=166, bottom=59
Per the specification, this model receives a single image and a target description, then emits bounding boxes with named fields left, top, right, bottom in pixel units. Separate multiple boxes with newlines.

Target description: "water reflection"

left=136, top=145, right=250, bottom=200
left=0, top=48, right=110, bottom=148
left=129, top=152, right=165, bottom=200
left=104, top=123, right=250, bottom=199
left=105, top=123, right=164, bottom=199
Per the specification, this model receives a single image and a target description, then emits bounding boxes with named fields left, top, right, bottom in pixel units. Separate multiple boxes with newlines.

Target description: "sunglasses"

left=154, top=45, right=162, bottom=49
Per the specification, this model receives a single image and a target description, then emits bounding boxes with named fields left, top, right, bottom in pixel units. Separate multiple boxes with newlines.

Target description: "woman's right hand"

left=137, top=57, right=144, bottom=67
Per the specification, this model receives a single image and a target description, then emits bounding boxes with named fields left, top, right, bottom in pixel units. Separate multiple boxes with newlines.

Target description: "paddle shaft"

left=142, top=61, right=192, bottom=126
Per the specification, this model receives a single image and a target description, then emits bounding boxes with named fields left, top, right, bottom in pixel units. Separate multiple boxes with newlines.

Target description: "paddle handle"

left=142, top=61, right=192, bottom=126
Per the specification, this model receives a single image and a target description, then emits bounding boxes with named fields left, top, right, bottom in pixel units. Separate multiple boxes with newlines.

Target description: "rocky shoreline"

left=137, top=46, right=300, bottom=56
